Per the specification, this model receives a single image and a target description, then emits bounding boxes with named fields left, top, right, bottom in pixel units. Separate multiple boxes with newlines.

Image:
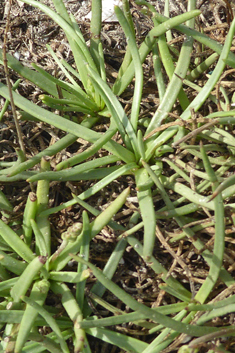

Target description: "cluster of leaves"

left=1, top=0, right=235, bottom=352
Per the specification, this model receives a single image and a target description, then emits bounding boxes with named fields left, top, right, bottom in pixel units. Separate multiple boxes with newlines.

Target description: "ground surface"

left=1, top=1, right=235, bottom=352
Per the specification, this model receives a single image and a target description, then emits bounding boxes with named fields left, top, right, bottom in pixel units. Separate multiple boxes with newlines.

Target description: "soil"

left=1, top=1, right=235, bottom=352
